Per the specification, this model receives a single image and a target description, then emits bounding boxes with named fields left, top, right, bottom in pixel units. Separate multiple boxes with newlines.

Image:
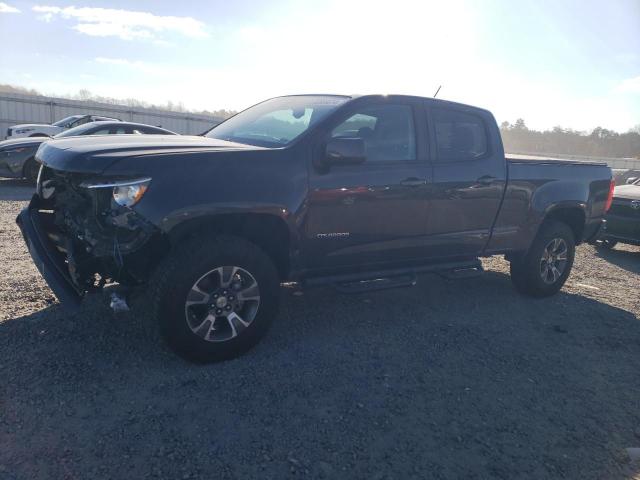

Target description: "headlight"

left=113, top=181, right=150, bottom=207
left=80, top=177, right=151, bottom=207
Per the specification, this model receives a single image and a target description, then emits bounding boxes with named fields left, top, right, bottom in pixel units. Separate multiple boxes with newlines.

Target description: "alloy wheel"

left=539, top=238, right=568, bottom=285
left=184, top=266, right=260, bottom=342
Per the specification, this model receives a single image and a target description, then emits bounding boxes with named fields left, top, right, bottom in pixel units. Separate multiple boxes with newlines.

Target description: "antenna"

left=433, top=85, right=442, bottom=98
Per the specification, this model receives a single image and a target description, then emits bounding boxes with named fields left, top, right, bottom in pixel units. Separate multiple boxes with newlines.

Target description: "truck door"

left=424, top=104, right=506, bottom=258
left=304, top=98, right=432, bottom=273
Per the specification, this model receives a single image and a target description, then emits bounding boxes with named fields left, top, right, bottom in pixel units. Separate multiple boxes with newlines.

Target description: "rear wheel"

left=510, top=220, right=575, bottom=297
left=22, top=157, right=40, bottom=183
left=148, top=234, right=280, bottom=362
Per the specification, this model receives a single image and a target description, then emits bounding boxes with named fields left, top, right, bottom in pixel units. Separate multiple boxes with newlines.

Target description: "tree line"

left=500, top=119, right=640, bottom=159
left=0, top=83, right=237, bottom=120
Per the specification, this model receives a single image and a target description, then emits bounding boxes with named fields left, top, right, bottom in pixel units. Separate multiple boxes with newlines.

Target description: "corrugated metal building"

left=0, top=92, right=223, bottom=137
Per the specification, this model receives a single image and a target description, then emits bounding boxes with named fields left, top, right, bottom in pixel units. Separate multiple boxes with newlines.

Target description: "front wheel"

left=148, top=234, right=280, bottom=362
left=22, top=157, right=40, bottom=183
left=510, top=220, right=575, bottom=297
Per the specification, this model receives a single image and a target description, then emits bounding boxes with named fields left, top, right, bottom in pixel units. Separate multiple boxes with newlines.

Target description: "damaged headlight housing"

left=112, top=181, right=150, bottom=207
left=80, top=177, right=151, bottom=207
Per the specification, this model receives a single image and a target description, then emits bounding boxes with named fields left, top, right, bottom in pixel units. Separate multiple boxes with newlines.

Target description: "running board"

left=334, top=274, right=417, bottom=294
left=440, top=264, right=484, bottom=280
left=303, top=259, right=483, bottom=294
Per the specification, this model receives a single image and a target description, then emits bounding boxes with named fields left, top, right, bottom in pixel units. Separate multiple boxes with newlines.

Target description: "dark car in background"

left=598, top=176, right=640, bottom=248
left=0, top=121, right=177, bottom=182
left=6, top=114, right=122, bottom=139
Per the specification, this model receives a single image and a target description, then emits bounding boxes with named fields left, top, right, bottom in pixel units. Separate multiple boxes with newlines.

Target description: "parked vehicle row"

left=17, top=94, right=614, bottom=363
left=6, top=114, right=122, bottom=139
left=0, top=121, right=176, bottom=182
left=598, top=176, right=640, bottom=248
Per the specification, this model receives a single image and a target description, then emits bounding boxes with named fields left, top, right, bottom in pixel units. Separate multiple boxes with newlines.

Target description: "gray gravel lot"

left=1, top=178, right=639, bottom=479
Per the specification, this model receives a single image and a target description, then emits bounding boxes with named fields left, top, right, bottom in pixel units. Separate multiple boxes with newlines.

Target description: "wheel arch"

left=542, top=204, right=586, bottom=244
left=165, top=212, right=293, bottom=280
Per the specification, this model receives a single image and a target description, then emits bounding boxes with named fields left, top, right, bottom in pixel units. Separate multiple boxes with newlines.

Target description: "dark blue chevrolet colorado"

left=17, top=94, right=614, bottom=362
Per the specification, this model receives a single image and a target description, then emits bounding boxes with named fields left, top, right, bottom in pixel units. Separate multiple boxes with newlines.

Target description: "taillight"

left=605, top=179, right=615, bottom=212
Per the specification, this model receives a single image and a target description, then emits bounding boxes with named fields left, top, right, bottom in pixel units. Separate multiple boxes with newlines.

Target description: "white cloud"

left=32, top=5, right=208, bottom=40
left=95, top=57, right=153, bottom=70
left=0, top=2, right=20, bottom=13
left=19, top=0, right=637, bottom=132
left=616, top=75, right=640, bottom=94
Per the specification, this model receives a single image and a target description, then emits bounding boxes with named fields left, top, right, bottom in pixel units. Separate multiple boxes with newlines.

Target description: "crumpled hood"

left=36, top=134, right=263, bottom=173
left=613, top=184, right=640, bottom=201
left=0, top=137, right=48, bottom=150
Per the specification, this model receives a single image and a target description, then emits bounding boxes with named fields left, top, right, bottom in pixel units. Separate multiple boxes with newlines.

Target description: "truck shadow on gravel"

left=0, top=178, right=35, bottom=201
left=595, top=246, right=640, bottom=275
left=1, top=271, right=639, bottom=479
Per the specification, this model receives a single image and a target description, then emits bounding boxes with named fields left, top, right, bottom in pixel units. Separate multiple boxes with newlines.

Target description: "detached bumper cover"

left=16, top=196, right=83, bottom=309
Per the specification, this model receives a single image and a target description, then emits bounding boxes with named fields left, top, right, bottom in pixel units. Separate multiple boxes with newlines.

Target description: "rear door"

left=304, top=97, right=432, bottom=273
left=424, top=103, right=506, bottom=258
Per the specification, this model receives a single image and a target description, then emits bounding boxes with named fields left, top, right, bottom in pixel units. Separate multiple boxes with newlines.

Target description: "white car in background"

left=6, top=114, right=121, bottom=139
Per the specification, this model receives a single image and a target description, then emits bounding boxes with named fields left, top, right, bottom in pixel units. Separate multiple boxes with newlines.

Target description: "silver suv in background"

left=6, top=114, right=121, bottom=139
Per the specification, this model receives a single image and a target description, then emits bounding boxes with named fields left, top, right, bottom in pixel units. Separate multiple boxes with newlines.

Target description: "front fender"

left=159, top=203, right=301, bottom=250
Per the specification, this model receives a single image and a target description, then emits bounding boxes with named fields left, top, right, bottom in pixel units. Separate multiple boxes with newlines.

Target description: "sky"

left=0, top=0, right=638, bottom=132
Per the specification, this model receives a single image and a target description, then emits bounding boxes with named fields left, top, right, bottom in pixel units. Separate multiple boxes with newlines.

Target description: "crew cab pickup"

left=17, top=94, right=614, bottom=362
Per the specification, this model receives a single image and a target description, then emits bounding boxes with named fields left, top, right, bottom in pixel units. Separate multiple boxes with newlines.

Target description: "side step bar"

left=334, top=274, right=417, bottom=294
left=303, top=259, right=484, bottom=294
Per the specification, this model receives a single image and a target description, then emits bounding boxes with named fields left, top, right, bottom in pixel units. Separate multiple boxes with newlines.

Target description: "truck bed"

left=506, top=154, right=607, bottom=167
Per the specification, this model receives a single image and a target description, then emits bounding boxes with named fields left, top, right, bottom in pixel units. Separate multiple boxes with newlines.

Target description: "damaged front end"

left=17, top=165, right=166, bottom=306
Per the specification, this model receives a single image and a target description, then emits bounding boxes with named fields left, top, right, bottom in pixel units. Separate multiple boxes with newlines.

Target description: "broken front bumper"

left=16, top=195, right=83, bottom=309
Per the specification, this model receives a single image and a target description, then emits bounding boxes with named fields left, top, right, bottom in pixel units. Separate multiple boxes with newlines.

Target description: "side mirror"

left=626, top=177, right=637, bottom=185
left=325, top=137, right=366, bottom=166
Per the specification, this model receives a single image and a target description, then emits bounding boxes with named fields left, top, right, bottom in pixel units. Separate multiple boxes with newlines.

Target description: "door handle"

left=400, top=177, right=427, bottom=187
left=476, top=175, right=497, bottom=185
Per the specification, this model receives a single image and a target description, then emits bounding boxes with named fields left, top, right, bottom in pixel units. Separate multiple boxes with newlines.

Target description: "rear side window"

left=433, top=108, right=487, bottom=161
left=138, top=126, right=169, bottom=134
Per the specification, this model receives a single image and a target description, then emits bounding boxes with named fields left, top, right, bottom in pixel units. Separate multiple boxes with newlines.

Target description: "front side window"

left=330, top=104, right=416, bottom=162
left=52, top=115, right=82, bottom=127
left=69, top=116, right=91, bottom=128
left=207, top=95, right=349, bottom=147
left=433, top=108, right=487, bottom=161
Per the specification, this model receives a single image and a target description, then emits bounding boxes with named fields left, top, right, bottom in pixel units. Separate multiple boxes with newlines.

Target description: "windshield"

left=52, top=115, right=82, bottom=127
left=54, top=122, right=102, bottom=138
left=206, top=95, right=349, bottom=147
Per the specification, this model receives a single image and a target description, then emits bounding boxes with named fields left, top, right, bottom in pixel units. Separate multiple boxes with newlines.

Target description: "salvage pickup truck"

left=17, top=94, right=614, bottom=362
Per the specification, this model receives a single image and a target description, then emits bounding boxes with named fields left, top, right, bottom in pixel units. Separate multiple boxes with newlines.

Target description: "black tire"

left=148, top=234, right=280, bottom=363
left=596, top=238, right=617, bottom=250
left=509, top=220, right=575, bottom=298
left=22, top=157, right=40, bottom=183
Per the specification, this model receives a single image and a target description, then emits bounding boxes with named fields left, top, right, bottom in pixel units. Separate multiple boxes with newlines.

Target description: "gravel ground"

left=1, top=178, right=639, bottom=480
